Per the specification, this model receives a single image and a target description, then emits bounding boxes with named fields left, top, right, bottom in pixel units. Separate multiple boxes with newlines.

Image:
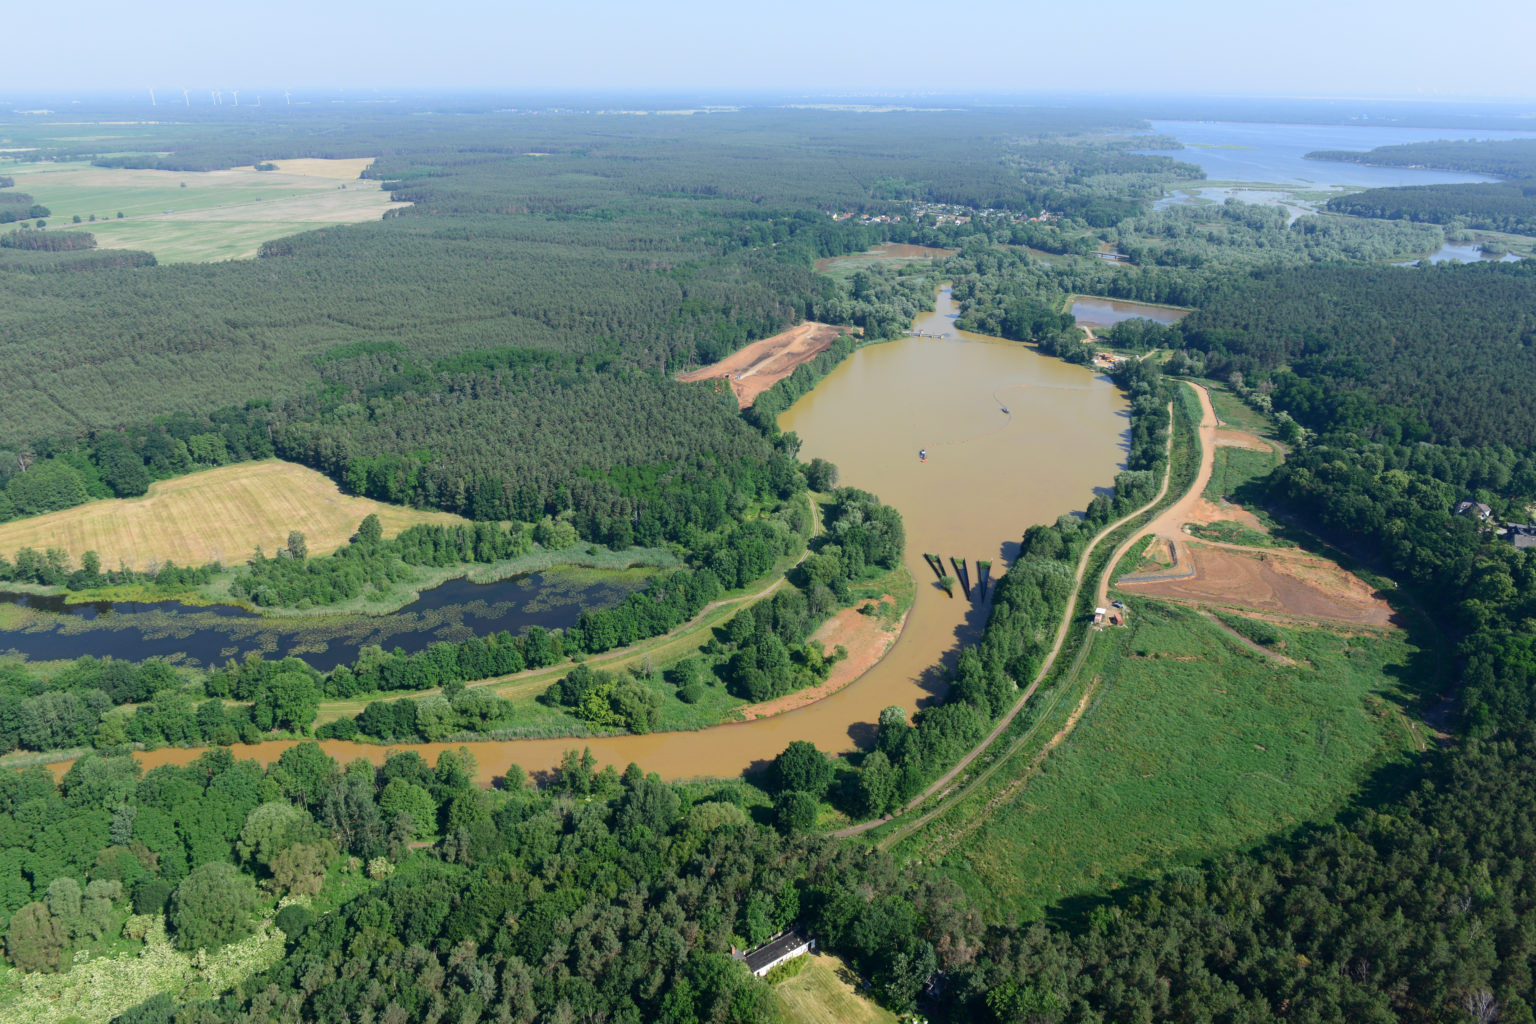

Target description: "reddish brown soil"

left=676, top=322, right=850, bottom=409
left=738, top=597, right=908, bottom=720
left=1124, top=542, right=1400, bottom=628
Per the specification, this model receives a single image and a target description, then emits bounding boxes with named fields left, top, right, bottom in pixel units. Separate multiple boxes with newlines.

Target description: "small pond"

left=1070, top=297, right=1188, bottom=328
left=1394, top=242, right=1523, bottom=266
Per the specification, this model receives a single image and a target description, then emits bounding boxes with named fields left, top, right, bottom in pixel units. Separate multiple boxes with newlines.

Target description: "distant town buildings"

left=825, top=202, right=1057, bottom=227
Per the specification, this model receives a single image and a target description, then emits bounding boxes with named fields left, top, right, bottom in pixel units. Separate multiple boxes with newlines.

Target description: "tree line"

left=1328, top=180, right=1536, bottom=235
left=1306, top=137, right=1536, bottom=179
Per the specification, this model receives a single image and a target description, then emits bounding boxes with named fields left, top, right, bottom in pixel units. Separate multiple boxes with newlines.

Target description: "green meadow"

left=1204, top=443, right=1282, bottom=502
left=912, top=600, right=1425, bottom=923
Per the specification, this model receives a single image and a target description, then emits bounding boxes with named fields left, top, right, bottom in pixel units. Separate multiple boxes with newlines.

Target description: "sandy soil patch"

left=1184, top=493, right=1269, bottom=532
left=1109, top=387, right=1390, bottom=626
left=677, top=322, right=850, bottom=409
left=1124, top=543, right=1399, bottom=628
left=737, top=597, right=908, bottom=720
left=813, top=242, right=956, bottom=272
left=1215, top=430, right=1275, bottom=452
left=0, top=460, right=462, bottom=571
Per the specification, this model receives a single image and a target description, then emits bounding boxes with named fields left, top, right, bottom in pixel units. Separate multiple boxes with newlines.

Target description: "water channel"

left=84, top=286, right=1128, bottom=784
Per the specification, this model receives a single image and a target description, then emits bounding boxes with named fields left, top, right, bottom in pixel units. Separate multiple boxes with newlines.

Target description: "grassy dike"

left=860, top=380, right=1202, bottom=849
left=879, top=381, right=1427, bottom=924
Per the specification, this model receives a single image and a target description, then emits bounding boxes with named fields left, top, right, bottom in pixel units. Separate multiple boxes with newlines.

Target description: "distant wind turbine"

left=149, top=87, right=156, bottom=107
left=284, top=90, right=290, bottom=105
left=182, top=89, right=189, bottom=106
left=232, top=90, right=239, bottom=106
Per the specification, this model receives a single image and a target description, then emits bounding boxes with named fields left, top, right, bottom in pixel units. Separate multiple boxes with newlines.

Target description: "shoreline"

left=737, top=596, right=915, bottom=722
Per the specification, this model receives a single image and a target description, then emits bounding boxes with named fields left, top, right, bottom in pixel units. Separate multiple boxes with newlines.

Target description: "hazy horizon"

left=8, top=0, right=1536, bottom=103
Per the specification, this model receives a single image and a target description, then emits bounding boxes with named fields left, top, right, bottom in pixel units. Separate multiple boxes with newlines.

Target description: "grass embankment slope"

left=920, top=600, right=1424, bottom=923
left=0, top=460, right=463, bottom=571
left=772, top=953, right=898, bottom=1024
left=2, top=157, right=407, bottom=262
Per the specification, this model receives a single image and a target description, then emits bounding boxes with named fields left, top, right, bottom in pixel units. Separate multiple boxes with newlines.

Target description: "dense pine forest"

left=1310, top=138, right=1536, bottom=235
left=1307, top=137, right=1536, bottom=178
left=1327, top=180, right=1536, bottom=235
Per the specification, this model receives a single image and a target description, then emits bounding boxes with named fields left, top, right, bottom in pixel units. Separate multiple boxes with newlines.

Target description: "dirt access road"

left=1095, top=382, right=1220, bottom=611
left=1110, top=385, right=1398, bottom=628
left=676, top=323, right=850, bottom=409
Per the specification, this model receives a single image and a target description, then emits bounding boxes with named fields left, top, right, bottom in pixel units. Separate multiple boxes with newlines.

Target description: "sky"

left=7, top=0, right=1536, bottom=101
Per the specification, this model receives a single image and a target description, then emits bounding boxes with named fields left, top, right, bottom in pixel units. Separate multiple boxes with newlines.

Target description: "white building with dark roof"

left=739, top=927, right=815, bottom=977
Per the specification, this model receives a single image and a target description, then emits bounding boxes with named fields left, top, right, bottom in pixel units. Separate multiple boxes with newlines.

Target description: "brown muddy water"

left=64, top=288, right=1128, bottom=786
left=1070, top=296, right=1188, bottom=328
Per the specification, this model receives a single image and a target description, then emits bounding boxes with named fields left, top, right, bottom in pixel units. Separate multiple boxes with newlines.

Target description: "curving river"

left=68, top=287, right=1129, bottom=784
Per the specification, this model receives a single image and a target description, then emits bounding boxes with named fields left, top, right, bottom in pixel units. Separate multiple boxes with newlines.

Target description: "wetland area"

left=46, top=286, right=1130, bottom=783
left=0, top=568, right=647, bottom=672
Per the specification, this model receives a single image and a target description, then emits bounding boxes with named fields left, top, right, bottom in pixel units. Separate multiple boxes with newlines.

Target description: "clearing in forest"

left=677, top=322, right=850, bottom=409
left=0, top=460, right=463, bottom=572
left=772, top=953, right=897, bottom=1024
left=1126, top=542, right=1400, bottom=628
left=1, top=157, right=408, bottom=262
left=813, top=241, right=957, bottom=274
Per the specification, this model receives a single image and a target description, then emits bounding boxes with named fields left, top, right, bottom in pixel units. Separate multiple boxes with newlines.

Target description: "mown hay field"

left=1, top=158, right=408, bottom=261
left=772, top=953, right=897, bottom=1024
left=0, top=460, right=463, bottom=571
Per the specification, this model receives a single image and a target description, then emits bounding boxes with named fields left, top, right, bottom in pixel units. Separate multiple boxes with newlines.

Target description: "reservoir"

left=93, top=287, right=1129, bottom=784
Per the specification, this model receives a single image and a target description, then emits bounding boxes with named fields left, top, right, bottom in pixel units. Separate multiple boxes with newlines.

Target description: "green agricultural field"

left=919, top=600, right=1425, bottom=923
left=1, top=159, right=403, bottom=261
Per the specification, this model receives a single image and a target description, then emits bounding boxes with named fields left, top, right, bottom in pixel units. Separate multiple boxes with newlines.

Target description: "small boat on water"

left=919, top=448, right=927, bottom=462
left=1000, top=406, right=1010, bottom=414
